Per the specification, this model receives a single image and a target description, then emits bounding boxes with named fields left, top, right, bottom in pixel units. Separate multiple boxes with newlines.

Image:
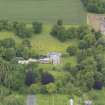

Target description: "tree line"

left=0, top=20, right=43, bottom=38
left=81, top=0, right=105, bottom=13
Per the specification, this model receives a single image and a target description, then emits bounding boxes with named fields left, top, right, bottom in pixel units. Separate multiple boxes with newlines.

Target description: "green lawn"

left=0, top=25, right=78, bottom=54
left=30, top=25, right=78, bottom=54
left=0, top=0, right=86, bottom=24
left=36, top=89, right=105, bottom=105
left=37, top=94, right=78, bottom=105
left=88, top=88, right=105, bottom=105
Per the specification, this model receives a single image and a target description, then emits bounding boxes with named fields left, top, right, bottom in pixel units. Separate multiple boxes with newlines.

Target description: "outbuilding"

left=47, top=52, right=61, bottom=64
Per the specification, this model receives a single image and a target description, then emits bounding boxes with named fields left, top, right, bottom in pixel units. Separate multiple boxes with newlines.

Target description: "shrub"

left=25, top=70, right=36, bottom=86
left=15, top=23, right=32, bottom=38
left=57, top=19, right=63, bottom=26
left=28, top=83, right=41, bottom=94
left=41, top=72, right=54, bottom=85
left=0, top=86, right=11, bottom=96
left=93, top=81, right=103, bottom=90
left=1, top=38, right=15, bottom=48
left=32, top=22, right=42, bottom=33
left=66, top=46, right=77, bottom=56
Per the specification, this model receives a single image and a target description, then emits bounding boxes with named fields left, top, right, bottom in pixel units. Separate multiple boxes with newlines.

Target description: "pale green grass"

left=37, top=94, right=78, bottom=105
left=88, top=88, right=105, bottom=105
left=0, top=31, right=22, bottom=45
left=29, top=25, right=77, bottom=54
left=0, top=25, right=75, bottom=54
left=0, top=0, right=86, bottom=24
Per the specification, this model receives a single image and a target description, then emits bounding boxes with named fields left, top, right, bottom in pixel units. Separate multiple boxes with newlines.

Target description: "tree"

left=1, top=38, right=15, bottom=48
left=50, top=25, right=67, bottom=41
left=28, top=83, right=41, bottom=94
left=57, top=19, right=63, bottom=26
left=81, top=0, right=105, bottom=13
left=77, top=25, right=90, bottom=39
left=32, top=22, right=42, bottom=33
left=46, top=83, right=57, bottom=94
left=21, top=39, right=31, bottom=48
left=0, top=20, right=12, bottom=31
left=16, top=47, right=31, bottom=59
left=0, top=86, right=11, bottom=96
left=93, top=81, right=103, bottom=90
left=3, top=48, right=16, bottom=61
left=15, top=23, right=32, bottom=38
left=79, top=40, right=88, bottom=49
left=25, top=70, right=36, bottom=86
left=83, top=34, right=96, bottom=47
left=0, top=59, right=11, bottom=85
left=41, top=72, right=54, bottom=85
left=63, top=63, right=71, bottom=72
left=76, top=70, right=95, bottom=91
left=94, top=31, right=102, bottom=40
left=66, top=27, right=77, bottom=39
left=0, top=59, right=24, bottom=90
left=66, top=46, right=77, bottom=56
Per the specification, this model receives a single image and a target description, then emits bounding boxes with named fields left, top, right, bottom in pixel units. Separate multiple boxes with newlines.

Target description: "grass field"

left=37, top=94, right=78, bottom=105
left=0, top=25, right=78, bottom=54
left=37, top=89, right=105, bottom=105
left=0, top=0, right=86, bottom=24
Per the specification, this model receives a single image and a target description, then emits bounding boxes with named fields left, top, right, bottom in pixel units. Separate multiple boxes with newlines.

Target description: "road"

left=27, top=95, right=36, bottom=105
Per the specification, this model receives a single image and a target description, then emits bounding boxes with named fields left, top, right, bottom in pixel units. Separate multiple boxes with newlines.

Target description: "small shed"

left=47, top=52, right=61, bottom=64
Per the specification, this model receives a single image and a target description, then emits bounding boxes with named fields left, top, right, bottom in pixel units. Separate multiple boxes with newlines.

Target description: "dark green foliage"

left=81, top=0, right=105, bottom=13
left=3, top=48, right=16, bottom=61
left=94, top=31, right=102, bottom=40
left=25, top=70, right=36, bottom=86
left=51, top=24, right=90, bottom=41
left=25, top=64, right=40, bottom=86
left=0, top=86, right=11, bottom=96
left=66, top=27, right=77, bottom=39
left=16, top=47, right=31, bottom=59
left=41, top=72, right=54, bottom=85
left=79, top=40, right=88, bottom=49
left=66, top=46, right=77, bottom=56
left=32, top=22, right=42, bottom=34
left=0, top=20, right=12, bottom=31
left=57, top=19, right=63, bottom=26
left=50, top=25, right=67, bottom=42
left=14, top=22, right=32, bottom=38
left=0, top=38, right=15, bottom=48
left=93, top=81, right=103, bottom=90
left=21, top=39, right=32, bottom=48
left=65, top=25, right=105, bottom=91
left=0, top=59, right=25, bottom=90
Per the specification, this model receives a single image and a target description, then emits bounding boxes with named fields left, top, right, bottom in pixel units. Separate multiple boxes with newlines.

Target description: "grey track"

left=27, top=95, right=36, bottom=105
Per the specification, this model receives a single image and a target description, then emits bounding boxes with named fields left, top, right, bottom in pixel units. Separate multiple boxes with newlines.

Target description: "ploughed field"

left=0, top=0, right=86, bottom=24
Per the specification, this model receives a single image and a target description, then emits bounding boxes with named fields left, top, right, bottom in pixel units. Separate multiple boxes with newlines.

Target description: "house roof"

left=47, top=52, right=61, bottom=56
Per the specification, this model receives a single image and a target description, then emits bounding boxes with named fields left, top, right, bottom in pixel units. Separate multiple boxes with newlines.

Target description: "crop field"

left=0, top=0, right=86, bottom=24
